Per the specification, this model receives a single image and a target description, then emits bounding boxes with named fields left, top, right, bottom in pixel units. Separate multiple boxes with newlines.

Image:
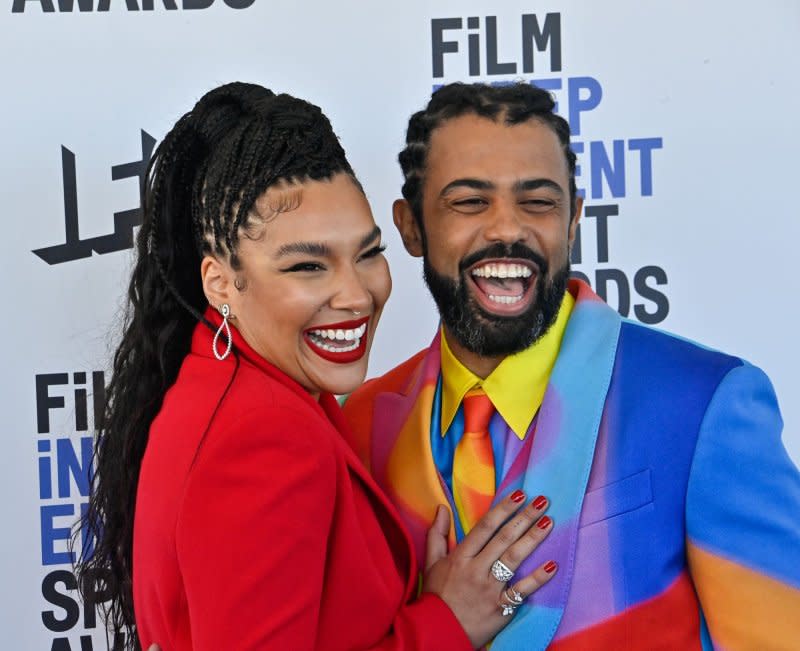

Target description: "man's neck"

left=441, top=325, right=505, bottom=379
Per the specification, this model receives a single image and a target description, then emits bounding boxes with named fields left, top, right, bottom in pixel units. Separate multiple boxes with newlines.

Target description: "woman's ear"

left=200, top=255, right=234, bottom=309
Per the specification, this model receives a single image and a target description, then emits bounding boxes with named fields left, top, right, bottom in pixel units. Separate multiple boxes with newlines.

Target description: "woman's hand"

left=423, top=491, right=555, bottom=649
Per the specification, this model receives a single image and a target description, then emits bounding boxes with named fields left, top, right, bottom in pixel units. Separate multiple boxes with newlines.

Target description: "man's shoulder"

left=568, top=280, right=749, bottom=382
left=615, top=317, right=746, bottom=383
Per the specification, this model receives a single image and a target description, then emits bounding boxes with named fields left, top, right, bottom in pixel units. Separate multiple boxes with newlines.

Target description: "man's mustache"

left=459, top=243, right=548, bottom=276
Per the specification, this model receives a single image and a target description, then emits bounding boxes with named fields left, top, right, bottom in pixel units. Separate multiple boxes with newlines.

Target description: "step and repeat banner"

left=2, top=1, right=798, bottom=647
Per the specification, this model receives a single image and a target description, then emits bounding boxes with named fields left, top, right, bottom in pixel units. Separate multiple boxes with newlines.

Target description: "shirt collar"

left=439, top=290, right=575, bottom=440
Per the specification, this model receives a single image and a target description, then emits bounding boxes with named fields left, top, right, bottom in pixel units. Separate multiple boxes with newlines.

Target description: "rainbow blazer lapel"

left=493, top=281, right=621, bottom=651
left=370, top=332, right=452, bottom=566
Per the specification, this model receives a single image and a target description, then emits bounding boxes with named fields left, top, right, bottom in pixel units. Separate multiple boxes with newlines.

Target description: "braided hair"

left=77, top=82, right=359, bottom=649
left=398, top=82, right=578, bottom=225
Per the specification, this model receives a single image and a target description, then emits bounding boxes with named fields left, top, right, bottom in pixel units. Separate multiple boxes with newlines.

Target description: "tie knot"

left=462, top=389, right=494, bottom=434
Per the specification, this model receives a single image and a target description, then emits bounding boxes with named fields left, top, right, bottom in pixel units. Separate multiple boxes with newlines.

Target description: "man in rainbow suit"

left=343, top=82, right=800, bottom=649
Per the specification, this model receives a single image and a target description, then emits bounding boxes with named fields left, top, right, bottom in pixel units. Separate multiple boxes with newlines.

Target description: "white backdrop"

left=2, top=1, right=798, bottom=647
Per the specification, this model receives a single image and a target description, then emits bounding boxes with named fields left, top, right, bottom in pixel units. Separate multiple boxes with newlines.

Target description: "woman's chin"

left=300, top=364, right=368, bottom=398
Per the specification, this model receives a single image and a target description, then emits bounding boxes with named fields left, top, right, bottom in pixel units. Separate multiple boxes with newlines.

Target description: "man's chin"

left=461, top=306, right=545, bottom=356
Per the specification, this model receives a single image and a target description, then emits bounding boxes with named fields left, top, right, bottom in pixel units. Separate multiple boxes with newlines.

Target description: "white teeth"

left=314, top=339, right=360, bottom=353
left=471, top=263, right=533, bottom=279
left=488, top=294, right=523, bottom=304
left=306, top=322, right=369, bottom=353
left=308, top=324, right=367, bottom=339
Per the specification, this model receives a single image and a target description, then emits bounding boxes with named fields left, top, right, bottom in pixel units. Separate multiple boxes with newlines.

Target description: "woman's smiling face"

left=204, top=173, right=391, bottom=397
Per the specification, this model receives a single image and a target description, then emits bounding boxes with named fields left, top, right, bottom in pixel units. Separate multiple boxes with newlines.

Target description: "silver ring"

left=490, top=559, right=514, bottom=582
left=505, top=585, right=524, bottom=606
left=352, top=310, right=362, bottom=316
left=499, top=585, right=525, bottom=617
left=500, top=602, right=518, bottom=617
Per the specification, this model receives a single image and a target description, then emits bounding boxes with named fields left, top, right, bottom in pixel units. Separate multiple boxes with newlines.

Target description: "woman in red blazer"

left=77, top=82, right=555, bottom=650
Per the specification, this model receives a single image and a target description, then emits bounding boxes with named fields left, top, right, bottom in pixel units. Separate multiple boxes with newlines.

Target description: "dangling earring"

left=213, top=304, right=232, bottom=361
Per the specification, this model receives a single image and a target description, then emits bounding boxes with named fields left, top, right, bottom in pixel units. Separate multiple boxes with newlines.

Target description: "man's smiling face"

left=395, top=113, right=581, bottom=373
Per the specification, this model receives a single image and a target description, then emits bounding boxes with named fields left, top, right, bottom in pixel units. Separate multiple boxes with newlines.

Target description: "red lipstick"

left=303, top=317, right=370, bottom=364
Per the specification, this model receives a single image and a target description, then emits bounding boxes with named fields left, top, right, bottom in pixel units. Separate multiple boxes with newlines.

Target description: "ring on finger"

left=499, top=588, right=523, bottom=617
left=499, top=602, right=518, bottom=617
left=490, top=559, right=514, bottom=582
left=505, top=585, right=524, bottom=606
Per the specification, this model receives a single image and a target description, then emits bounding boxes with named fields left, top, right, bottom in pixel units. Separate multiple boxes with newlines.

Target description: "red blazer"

left=132, top=314, right=471, bottom=651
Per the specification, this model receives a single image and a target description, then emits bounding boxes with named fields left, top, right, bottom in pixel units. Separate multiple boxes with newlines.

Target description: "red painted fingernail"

left=536, top=515, right=552, bottom=530
left=510, top=489, right=526, bottom=503
left=532, top=495, right=547, bottom=509
left=544, top=560, right=557, bottom=574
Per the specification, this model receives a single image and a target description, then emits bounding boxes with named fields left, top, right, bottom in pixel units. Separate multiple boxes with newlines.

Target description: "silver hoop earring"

left=213, top=304, right=232, bottom=361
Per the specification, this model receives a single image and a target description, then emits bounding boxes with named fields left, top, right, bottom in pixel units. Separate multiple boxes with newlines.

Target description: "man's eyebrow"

left=440, top=178, right=495, bottom=196
left=440, top=178, right=565, bottom=196
left=512, top=178, right=565, bottom=195
left=274, top=225, right=382, bottom=259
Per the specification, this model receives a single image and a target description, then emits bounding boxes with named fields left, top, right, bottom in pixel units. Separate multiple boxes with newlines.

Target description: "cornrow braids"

left=398, top=81, right=578, bottom=224
left=76, top=81, right=360, bottom=649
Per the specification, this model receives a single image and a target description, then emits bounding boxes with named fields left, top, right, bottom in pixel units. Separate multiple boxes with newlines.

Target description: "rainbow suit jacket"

left=343, top=279, right=800, bottom=650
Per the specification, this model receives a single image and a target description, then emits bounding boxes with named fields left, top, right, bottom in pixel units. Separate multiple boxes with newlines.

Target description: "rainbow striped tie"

left=452, top=388, right=496, bottom=534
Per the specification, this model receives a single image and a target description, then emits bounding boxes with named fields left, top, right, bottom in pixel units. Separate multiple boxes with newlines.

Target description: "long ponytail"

left=77, top=82, right=360, bottom=649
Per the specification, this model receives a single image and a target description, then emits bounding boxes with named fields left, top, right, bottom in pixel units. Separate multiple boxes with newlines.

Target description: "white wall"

left=2, top=1, right=797, bottom=647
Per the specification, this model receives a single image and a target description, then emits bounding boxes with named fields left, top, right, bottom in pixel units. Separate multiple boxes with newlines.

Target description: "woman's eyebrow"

left=274, top=225, right=382, bottom=259
left=274, top=241, right=331, bottom=259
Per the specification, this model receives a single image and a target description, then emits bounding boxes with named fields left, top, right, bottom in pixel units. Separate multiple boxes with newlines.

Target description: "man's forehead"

left=425, top=113, right=568, bottom=186
left=429, top=112, right=558, bottom=145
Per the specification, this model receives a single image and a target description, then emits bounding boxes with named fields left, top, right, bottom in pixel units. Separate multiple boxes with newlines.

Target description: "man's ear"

left=201, top=255, right=235, bottom=309
left=392, top=199, right=424, bottom=258
left=568, top=195, right=584, bottom=251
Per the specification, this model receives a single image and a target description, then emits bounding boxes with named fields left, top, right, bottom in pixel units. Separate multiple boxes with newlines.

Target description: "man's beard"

left=422, top=242, right=569, bottom=357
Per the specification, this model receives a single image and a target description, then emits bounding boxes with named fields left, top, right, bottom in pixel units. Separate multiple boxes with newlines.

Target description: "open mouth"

left=468, top=259, right=537, bottom=315
left=303, top=317, right=370, bottom=363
